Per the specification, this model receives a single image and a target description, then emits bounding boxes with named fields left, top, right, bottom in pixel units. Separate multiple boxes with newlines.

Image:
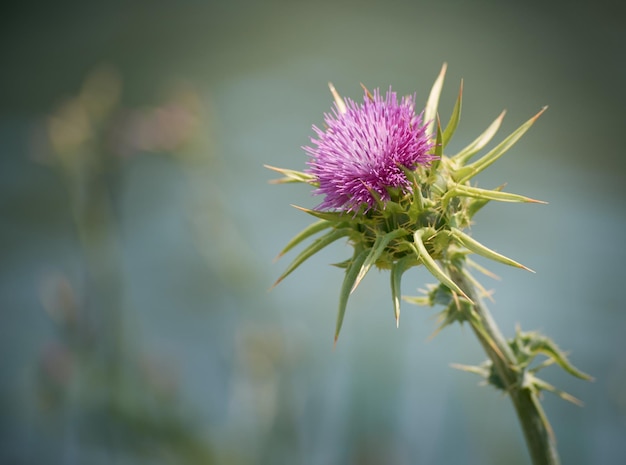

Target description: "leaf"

left=411, top=229, right=472, bottom=302
left=462, top=267, right=496, bottom=302
left=530, top=375, right=585, bottom=406
left=465, top=257, right=501, bottom=280
left=402, top=295, right=431, bottom=306
left=454, top=107, right=548, bottom=183
left=274, top=219, right=333, bottom=261
left=428, top=116, right=444, bottom=175
left=272, top=228, right=351, bottom=288
left=400, top=166, right=425, bottom=216
left=450, top=362, right=490, bottom=377
left=466, top=184, right=505, bottom=218
left=424, top=63, right=447, bottom=139
left=331, top=258, right=352, bottom=269
left=352, top=229, right=408, bottom=293
left=524, top=332, right=594, bottom=381
left=445, top=184, right=547, bottom=205
left=434, top=116, right=444, bottom=158
left=449, top=227, right=534, bottom=272
left=390, top=255, right=414, bottom=327
left=291, top=204, right=348, bottom=222
left=264, top=165, right=317, bottom=185
left=451, top=110, right=506, bottom=165
left=335, top=248, right=369, bottom=344
left=442, top=79, right=463, bottom=149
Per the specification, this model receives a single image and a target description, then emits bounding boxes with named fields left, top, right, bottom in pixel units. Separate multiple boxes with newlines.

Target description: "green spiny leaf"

left=424, top=63, right=447, bottom=139
left=466, top=184, right=505, bottom=218
left=522, top=331, right=594, bottom=381
left=275, top=219, right=334, bottom=260
left=454, top=107, right=547, bottom=183
left=399, top=166, right=425, bottom=218
left=402, top=294, right=431, bottom=306
left=335, top=248, right=369, bottom=344
left=450, top=362, right=490, bottom=377
left=451, top=110, right=506, bottom=165
left=352, top=228, right=408, bottom=293
left=272, top=228, right=351, bottom=288
left=428, top=115, right=444, bottom=176
left=530, top=375, right=585, bottom=406
left=445, top=184, right=547, bottom=205
left=449, top=227, right=534, bottom=272
left=462, top=267, right=495, bottom=302
left=465, top=257, right=501, bottom=280
left=291, top=204, right=349, bottom=222
left=265, top=165, right=317, bottom=185
left=412, top=229, right=472, bottom=302
left=442, top=79, right=463, bottom=149
left=390, top=255, right=415, bottom=327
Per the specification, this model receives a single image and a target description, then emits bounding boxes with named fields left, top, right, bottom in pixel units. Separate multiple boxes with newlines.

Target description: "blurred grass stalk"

left=40, top=65, right=217, bottom=463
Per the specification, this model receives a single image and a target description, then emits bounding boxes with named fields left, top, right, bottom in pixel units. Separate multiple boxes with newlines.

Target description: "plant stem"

left=449, top=267, right=560, bottom=465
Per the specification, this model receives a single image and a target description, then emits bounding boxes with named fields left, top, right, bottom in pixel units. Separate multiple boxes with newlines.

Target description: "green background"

left=1, top=1, right=624, bottom=464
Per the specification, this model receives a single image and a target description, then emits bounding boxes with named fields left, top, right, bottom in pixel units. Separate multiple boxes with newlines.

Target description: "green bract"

left=267, top=64, right=546, bottom=343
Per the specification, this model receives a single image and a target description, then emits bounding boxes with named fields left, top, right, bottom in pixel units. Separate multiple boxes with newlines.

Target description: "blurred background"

left=1, top=0, right=624, bottom=464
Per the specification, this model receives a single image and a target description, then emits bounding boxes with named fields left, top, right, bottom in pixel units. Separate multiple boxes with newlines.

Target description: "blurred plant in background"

left=31, top=63, right=311, bottom=465
left=35, top=65, right=218, bottom=464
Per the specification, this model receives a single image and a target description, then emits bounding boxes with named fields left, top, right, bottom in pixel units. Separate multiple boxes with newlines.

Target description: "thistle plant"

left=267, top=64, right=591, bottom=465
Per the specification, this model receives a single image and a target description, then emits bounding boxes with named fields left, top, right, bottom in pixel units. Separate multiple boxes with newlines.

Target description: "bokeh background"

left=1, top=1, right=625, bottom=464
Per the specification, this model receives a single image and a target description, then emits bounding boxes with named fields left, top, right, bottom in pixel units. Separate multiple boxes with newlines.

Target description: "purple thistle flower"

left=305, top=87, right=436, bottom=212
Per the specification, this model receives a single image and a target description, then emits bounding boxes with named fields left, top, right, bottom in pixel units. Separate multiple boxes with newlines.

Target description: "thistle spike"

left=274, top=219, right=332, bottom=261
left=444, top=184, right=547, bottom=206
left=424, top=63, right=447, bottom=138
left=412, top=229, right=472, bottom=303
left=328, top=82, right=347, bottom=114
left=271, top=228, right=351, bottom=289
left=335, top=248, right=369, bottom=344
left=450, top=227, right=534, bottom=272
left=352, top=229, right=407, bottom=293
left=451, top=110, right=506, bottom=165
left=454, top=106, right=548, bottom=184
left=442, top=79, right=463, bottom=148
left=390, top=255, right=414, bottom=327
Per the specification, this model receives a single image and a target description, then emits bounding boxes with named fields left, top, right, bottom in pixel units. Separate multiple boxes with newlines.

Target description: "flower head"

left=304, top=87, right=435, bottom=212
left=269, top=66, right=547, bottom=340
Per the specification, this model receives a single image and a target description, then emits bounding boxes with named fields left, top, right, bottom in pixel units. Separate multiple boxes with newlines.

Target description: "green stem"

left=448, top=266, right=560, bottom=465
